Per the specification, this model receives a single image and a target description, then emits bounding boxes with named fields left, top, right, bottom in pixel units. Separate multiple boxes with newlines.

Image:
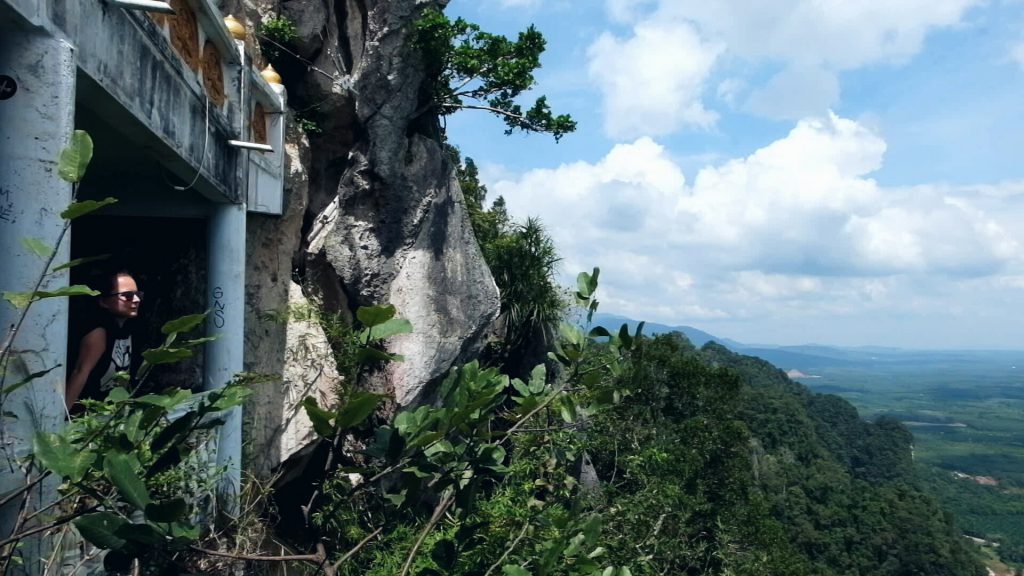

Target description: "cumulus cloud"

left=587, top=0, right=980, bottom=134
left=485, top=114, right=1023, bottom=333
left=656, top=0, right=982, bottom=68
left=606, top=0, right=656, bottom=23
left=587, top=21, right=722, bottom=138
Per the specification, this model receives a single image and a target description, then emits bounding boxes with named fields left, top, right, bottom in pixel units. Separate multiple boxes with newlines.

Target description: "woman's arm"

left=65, top=327, right=106, bottom=410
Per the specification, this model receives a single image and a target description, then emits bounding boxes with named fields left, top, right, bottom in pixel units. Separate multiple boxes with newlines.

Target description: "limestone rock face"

left=313, top=0, right=499, bottom=406
left=247, top=282, right=342, bottom=477
left=238, top=0, right=499, bottom=475
left=243, top=112, right=342, bottom=475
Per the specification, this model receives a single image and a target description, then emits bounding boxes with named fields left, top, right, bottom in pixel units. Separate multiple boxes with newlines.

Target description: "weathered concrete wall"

left=46, top=0, right=240, bottom=201
left=0, top=19, right=76, bottom=571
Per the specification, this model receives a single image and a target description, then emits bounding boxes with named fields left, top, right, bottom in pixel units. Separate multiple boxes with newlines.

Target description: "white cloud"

left=1012, top=41, right=1024, bottom=69
left=657, top=0, right=982, bottom=69
left=587, top=21, right=722, bottom=138
left=589, top=0, right=981, bottom=132
left=606, top=0, right=656, bottom=23
left=486, top=114, right=1023, bottom=336
left=744, top=64, right=840, bottom=120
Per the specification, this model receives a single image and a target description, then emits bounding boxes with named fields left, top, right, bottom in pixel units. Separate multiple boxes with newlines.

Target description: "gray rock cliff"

left=231, top=0, right=500, bottom=474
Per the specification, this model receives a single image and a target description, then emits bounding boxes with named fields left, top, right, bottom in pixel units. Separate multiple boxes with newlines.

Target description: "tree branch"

left=332, top=526, right=384, bottom=571
left=190, top=545, right=323, bottom=563
left=484, top=521, right=530, bottom=576
left=398, top=494, right=454, bottom=576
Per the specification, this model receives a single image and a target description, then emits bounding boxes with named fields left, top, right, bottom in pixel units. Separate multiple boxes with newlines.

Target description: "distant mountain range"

left=590, top=312, right=1024, bottom=372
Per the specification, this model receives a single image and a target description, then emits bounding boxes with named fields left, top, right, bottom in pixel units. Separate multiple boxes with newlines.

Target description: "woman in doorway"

left=65, top=268, right=142, bottom=412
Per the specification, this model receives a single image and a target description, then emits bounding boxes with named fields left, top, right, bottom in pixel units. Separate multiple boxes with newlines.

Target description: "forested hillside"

left=306, top=327, right=986, bottom=575
left=580, top=334, right=985, bottom=575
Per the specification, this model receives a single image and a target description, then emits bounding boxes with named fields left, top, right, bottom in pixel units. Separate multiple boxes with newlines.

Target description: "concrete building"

left=0, top=0, right=285, bottom=571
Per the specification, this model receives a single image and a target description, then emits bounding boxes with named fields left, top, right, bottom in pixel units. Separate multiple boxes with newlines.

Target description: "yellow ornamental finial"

left=224, top=15, right=246, bottom=41
left=261, top=64, right=283, bottom=85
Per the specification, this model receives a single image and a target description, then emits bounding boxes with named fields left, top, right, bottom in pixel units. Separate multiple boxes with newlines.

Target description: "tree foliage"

left=455, top=151, right=566, bottom=376
left=415, top=8, right=576, bottom=140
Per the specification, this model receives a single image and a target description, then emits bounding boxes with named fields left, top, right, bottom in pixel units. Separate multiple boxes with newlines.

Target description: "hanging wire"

left=174, top=95, right=211, bottom=191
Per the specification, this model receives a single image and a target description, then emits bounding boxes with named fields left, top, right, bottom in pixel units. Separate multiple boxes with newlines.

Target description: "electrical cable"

left=174, top=95, right=210, bottom=191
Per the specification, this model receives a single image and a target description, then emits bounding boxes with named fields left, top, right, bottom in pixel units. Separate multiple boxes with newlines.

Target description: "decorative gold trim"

left=224, top=14, right=246, bottom=41
left=260, top=64, right=283, bottom=86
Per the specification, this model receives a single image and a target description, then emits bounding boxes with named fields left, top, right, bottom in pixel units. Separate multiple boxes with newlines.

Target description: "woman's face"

left=99, top=274, right=141, bottom=319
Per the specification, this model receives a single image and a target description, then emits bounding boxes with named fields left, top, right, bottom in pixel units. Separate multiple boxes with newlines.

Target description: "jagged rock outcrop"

left=243, top=113, right=345, bottom=476
left=291, top=0, right=499, bottom=407
left=235, top=0, right=500, bottom=475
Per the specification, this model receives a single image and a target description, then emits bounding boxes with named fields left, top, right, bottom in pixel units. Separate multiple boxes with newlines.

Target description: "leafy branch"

left=414, top=8, right=576, bottom=141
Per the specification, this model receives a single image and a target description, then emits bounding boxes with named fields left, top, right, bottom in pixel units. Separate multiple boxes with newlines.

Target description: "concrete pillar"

left=0, top=24, right=76, bottom=573
left=205, top=200, right=246, bottom=515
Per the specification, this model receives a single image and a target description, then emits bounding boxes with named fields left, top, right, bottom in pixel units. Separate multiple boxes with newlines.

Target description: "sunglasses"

left=106, top=290, right=144, bottom=301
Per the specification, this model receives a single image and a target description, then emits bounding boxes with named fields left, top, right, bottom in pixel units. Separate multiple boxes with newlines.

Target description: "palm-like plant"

left=483, top=217, right=565, bottom=372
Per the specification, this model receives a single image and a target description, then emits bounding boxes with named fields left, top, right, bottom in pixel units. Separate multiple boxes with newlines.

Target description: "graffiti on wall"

left=0, top=75, right=16, bottom=100
left=0, top=187, right=14, bottom=223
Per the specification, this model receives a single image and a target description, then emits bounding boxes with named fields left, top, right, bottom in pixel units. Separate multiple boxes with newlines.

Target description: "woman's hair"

left=85, top=266, right=134, bottom=296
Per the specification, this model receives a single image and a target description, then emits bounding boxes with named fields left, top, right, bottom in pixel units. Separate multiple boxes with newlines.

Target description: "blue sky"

left=444, top=0, right=1024, bottom=349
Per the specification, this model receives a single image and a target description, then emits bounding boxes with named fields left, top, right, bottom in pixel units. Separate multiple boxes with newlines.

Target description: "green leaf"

left=557, top=396, right=576, bottom=423
left=74, top=512, right=128, bottom=550
left=164, top=520, right=200, bottom=540
left=180, top=336, right=218, bottom=347
left=366, top=318, right=413, bottom=341
left=61, top=197, right=117, bottom=220
left=20, top=237, right=52, bottom=259
left=576, top=271, right=593, bottom=300
left=355, top=347, right=400, bottom=365
left=356, top=304, right=396, bottom=328
left=105, top=387, right=130, bottom=403
left=7, top=285, right=100, bottom=307
left=477, top=444, right=507, bottom=471
left=161, top=313, right=208, bottom=335
left=206, top=384, right=251, bottom=411
left=301, top=396, right=336, bottom=438
left=0, top=365, right=59, bottom=396
left=2, top=291, right=32, bottom=309
left=135, top=388, right=192, bottom=409
left=104, top=452, right=152, bottom=510
left=32, top=432, right=94, bottom=482
left=145, top=498, right=187, bottom=523
left=142, top=347, right=192, bottom=365
left=58, top=130, right=94, bottom=183
left=502, top=566, right=532, bottom=576
left=335, top=392, right=383, bottom=430
left=51, top=254, right=110, bottom=272
left=115, top=522, right=164, bottom=545
left=36, top=285, right=101, bottom=300
left=151, top=412, right=198, bottom=456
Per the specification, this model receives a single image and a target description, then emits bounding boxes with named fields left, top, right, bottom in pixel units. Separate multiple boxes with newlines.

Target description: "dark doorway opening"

left=69, top=216, right=208, bottom=391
